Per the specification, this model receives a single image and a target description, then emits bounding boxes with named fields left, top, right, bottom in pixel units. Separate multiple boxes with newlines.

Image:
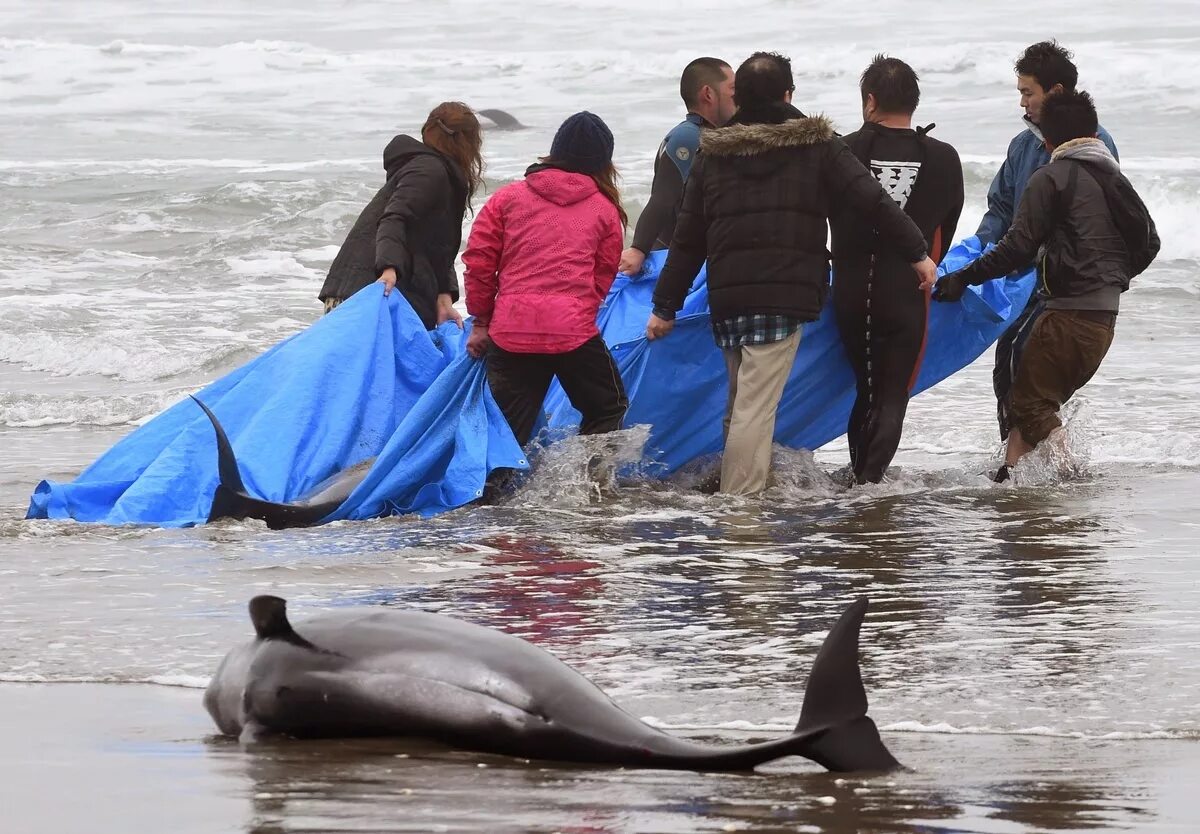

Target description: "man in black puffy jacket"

left=646, top=52, right=938, bottom=495
left=935, top=89, right=1159, bottom=481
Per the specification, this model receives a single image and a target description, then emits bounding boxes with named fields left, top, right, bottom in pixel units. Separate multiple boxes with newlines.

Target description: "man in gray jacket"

left=936, top=90, right=1158, bottom=481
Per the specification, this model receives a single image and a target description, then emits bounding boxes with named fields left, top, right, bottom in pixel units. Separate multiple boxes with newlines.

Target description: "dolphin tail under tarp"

left=791, top=598, right=900, bottom=772
left=191, top=397, right=332, bottom=529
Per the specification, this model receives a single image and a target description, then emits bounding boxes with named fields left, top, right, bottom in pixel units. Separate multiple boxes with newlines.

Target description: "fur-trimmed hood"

left=700, top=115, right=836, bottom=158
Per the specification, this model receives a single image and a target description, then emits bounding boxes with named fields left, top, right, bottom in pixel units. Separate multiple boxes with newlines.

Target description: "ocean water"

left=2, top=1, right=1199, bottom=831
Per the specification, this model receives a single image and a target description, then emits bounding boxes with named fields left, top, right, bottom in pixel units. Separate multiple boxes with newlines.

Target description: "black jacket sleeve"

left=823, top=140, right=927, bottom=263
left=375, top=156, right=447, bottom=279
left=651, top=157, right=707, bottom=318
left=956, top=167, right=1057, bottom=285
left=631, top=148, right=684, bottom=253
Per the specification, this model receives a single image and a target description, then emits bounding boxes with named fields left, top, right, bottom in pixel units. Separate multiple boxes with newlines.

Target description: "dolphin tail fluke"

left=190, top=396, right=247, bottom=495
left=190, top=396, right=276, bottom=525
left=643, top=599, right=899, bottom=772
left=793, top=598, right=900, bottom=772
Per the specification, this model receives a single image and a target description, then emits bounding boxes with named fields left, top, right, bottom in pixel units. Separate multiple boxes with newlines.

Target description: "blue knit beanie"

left=549, top=111, right=614, bottom=174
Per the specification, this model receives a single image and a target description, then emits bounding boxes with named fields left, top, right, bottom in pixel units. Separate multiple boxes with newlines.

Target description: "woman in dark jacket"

left=318, top=102, right=484, bottom=329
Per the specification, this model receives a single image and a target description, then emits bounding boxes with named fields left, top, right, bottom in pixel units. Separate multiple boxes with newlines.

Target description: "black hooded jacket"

left=319, top=135, right=468, bottom=328
left=653, top=103, right=928, bottom=323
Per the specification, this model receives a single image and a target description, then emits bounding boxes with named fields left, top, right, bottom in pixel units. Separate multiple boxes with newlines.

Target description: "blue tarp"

left=544, top=237, right=1035, bottom=474
left=27, top=236, right=1033, bottom=527
left=26, top=286, right=527, bottom=527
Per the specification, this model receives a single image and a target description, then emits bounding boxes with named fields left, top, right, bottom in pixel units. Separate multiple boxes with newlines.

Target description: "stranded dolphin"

left=204, top=595, right=900, bottom=772
left=476, top=108, right=526, bottom=130
left=192, top=397, right=368, bottom=529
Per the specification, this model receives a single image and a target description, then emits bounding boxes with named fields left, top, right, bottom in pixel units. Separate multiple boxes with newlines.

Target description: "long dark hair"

left=538, top=159, right=628, bottom=229
left=421, top=102, right=484, bottom=208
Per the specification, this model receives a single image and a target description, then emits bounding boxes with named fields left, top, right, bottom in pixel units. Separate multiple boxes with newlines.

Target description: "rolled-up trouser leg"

left=1009, top=310, right=1115, bottom=446
left=719, top=329, right=802, bottom=495
left=993, top=298, right=1043, bottom=440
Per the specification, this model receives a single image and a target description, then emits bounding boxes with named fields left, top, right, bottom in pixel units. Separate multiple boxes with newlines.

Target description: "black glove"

left=933, top=272, right=967, bottom=303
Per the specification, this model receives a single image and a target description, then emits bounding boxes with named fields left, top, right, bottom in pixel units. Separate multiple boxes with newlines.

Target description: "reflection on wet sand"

left=208, top=722, right=1174, bottom=834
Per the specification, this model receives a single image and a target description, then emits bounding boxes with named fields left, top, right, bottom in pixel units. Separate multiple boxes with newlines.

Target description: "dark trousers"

left=486, top=336, right=628, bottom=447
left=835, top=294, right=928, bottom=485
left=992, top=298, right=1044, bottom=440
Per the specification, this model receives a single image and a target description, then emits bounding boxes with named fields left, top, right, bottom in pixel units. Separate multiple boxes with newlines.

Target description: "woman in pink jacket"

left=464, top=111, right=628, bottom=447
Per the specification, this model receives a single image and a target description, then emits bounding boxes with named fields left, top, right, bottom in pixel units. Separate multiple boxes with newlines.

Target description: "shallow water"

left=2, top=0, right=1200, bottom=831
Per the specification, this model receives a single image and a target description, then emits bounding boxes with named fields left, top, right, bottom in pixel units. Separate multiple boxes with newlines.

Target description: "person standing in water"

left=646, top=52, right=937, bottom=496
left=936, top=90, right=1157, bottom=480
left=977, top=42, right=1119, bottom=441
left=463, top=111, right=628, bottom=449
left=318, top=102, right=484, bottom=329
left=831, top=55, right=964, bottom=484
left=617, top=57, right=736, bottom=276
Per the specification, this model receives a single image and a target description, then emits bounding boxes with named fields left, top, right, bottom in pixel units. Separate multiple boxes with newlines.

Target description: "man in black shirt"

left=831, top=55, right=965, bottom=484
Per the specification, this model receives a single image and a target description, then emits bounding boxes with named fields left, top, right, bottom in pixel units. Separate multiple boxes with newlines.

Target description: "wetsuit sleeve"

left=956, top=170, right=1057, bottom=285
left=937, top=146, right=966, bottom=261
left=824, top=141, right=927, bottom=263
left=652, top=157, right=707, bottom=318
left=462, top=193, right=505, bottom=327
left=594, top=207, right=624, bottom=300
left=630, top=144, right=685, bottom=253
left=974, top=137, right=1019, bottom=247
left=375, top=155, right=446, bottom=278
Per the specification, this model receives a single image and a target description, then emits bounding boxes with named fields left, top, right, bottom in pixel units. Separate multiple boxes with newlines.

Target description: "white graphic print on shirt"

left=870, top=159, right=922, bottom=209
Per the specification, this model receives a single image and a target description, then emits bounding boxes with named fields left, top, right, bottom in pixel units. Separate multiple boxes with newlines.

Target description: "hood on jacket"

left=700, top=114, right=836, bottom=158
left=1052, top=137, right=1120, bottom=173
left=523, top=166, right=599, bottom=206
left=382, top=134, right=468, bottom=194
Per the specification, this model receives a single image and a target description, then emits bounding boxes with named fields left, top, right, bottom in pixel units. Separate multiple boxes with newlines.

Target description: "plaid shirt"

left=712, top=314, right=802, bottom=349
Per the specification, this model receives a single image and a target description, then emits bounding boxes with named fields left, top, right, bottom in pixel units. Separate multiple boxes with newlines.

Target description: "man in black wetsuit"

left=618, top=57, right=735, bottom=276
left=831, top=55, right=965, bottom=484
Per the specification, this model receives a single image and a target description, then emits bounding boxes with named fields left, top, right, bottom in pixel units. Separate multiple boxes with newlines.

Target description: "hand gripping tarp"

left=543, top=236, right=1035, bottom=474
left=25, top=286, right=527, bottom=527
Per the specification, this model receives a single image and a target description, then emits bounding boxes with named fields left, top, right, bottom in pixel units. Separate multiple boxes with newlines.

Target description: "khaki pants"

left=720, top=329, right=802, bottom=495
left=1010, top=309, right=1115, bottom=445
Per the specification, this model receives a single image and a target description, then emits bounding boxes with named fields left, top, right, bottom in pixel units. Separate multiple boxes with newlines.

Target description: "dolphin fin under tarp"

left=25, top=286, right=523, bottom=527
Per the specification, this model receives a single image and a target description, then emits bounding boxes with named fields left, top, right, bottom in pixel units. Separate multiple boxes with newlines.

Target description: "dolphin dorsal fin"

left=249, top=595, right=296, bottom=640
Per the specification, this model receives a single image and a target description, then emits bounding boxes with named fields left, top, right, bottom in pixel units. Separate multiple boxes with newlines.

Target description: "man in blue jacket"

left=979, top=41, right=1118, bottom=440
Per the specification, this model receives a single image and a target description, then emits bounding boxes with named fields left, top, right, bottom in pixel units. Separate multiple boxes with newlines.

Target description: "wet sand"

left=3, top=682, right=1197, bottom=834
